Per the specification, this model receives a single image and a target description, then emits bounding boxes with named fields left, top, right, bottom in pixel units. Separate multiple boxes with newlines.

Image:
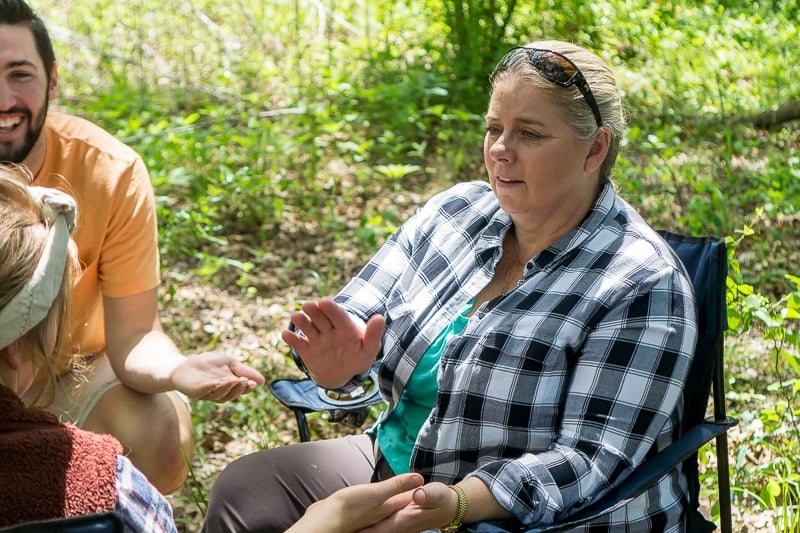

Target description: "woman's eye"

left=521, top=130, right=539, bottom=139
left=485, top=125, right=501, bottom=135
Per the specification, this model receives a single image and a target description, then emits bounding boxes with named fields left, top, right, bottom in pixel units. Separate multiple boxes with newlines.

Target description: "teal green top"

left=376, top=300, right=473, bottom=474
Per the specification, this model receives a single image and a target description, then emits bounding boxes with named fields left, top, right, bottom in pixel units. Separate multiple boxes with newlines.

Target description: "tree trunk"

left=744, top=99, right=800, bottom=128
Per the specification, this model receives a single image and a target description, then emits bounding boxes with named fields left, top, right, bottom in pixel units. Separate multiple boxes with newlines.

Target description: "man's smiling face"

left=0, top=24, right=55, bottom=164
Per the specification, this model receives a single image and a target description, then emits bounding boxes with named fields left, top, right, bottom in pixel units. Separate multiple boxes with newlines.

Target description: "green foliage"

left=725, top=217, right=800, bottom=527
left=38, top=0, right=800, bottom=527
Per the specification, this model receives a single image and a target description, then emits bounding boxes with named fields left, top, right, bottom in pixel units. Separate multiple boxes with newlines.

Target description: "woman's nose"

left=488, top=137, right=512, bottom=162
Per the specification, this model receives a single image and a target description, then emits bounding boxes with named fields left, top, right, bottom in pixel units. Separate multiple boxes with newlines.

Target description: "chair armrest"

left=269, top=367, right=384, bottom=414
left=465, top=417, right=738, bottom=533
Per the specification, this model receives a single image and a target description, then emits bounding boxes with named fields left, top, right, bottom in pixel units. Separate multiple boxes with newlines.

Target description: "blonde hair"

left=0, top=165, right=77, bottom=405
left=490, top=40, right=626, bottom=182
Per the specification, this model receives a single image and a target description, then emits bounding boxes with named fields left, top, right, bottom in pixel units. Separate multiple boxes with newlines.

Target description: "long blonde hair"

left=0, top=165, right=77, bottom=405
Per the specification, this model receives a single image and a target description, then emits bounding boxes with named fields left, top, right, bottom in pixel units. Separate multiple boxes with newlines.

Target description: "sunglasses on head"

left=491, top=46, right=604, bottom=128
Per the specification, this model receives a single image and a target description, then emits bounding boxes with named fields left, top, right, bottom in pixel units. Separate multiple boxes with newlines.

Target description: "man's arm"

left=104, top=288, right=265, bottom=401
left=103, top=288, right=184, bottom=392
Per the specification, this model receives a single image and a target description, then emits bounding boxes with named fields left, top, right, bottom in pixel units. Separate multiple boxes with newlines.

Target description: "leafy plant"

left=37, top=0, right=800, bottom=529
left=724, top=216, right=800, bottom=527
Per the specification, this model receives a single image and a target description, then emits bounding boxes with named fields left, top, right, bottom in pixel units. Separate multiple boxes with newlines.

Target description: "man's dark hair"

left=0, top=0, right=56, bottom=78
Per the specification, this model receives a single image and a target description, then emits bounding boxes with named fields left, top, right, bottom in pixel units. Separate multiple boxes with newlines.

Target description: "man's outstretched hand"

left=171, top=351, right=265, bottom=402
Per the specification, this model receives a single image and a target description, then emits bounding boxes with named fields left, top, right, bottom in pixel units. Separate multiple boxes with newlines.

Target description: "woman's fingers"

left=301, top=300, right=336, bottom=332
left=363, top=314, right=387, bottom=357
left=317, top=298, right=360, bottom=331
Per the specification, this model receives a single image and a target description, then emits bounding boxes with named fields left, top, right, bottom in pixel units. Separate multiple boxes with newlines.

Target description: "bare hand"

left=287, top=473, right=424, bottom=533
left=281, top=298, right=386, bottom=388
left=170, top=351, right=265, bottom=402
left=359, top=481, right=459, bottom=533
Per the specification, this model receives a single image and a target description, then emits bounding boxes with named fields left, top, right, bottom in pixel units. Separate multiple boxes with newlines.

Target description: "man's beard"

left=0, top=98, right=49, bottom=164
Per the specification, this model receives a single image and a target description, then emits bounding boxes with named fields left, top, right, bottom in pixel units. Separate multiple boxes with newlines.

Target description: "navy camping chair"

left=269, top=365, right=382, bottom=443
left=0, top=512, right=124, bottom=533
left=269, top=231, right=737, bottom=532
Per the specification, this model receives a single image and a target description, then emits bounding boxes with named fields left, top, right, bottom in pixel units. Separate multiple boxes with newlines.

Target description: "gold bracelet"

left=441, top=484, right=468, bottom=532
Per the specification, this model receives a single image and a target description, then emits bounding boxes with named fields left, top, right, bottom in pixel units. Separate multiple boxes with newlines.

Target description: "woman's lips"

left=495, top=175, right=522, bottom=185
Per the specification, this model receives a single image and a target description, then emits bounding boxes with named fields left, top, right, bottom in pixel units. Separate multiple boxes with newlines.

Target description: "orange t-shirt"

left=35, top=111, right=161, bottom=358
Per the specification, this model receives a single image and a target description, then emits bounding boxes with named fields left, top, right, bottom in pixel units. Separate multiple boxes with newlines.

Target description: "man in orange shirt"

left=1, top=0, right=265, bottom=493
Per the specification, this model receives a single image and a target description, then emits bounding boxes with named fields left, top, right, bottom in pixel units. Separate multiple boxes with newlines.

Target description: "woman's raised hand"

left=281, top=298, right=386, bottom=388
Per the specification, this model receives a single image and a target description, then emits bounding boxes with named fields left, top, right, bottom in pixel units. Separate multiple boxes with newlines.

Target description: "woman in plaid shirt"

left=205, top=40, right=698, bottom=533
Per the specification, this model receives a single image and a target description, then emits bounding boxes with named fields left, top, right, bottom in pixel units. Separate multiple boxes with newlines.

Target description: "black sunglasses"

left=491, top=47, right=604, bottom=128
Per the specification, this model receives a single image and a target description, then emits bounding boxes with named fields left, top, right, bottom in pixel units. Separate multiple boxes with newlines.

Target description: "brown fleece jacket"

left=0, top=385, right=120, bottom=527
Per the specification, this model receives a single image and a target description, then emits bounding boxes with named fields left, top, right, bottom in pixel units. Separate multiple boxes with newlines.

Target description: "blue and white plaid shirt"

left=116, top=456, right=177, bottom=532
left=312, top=181, right=697, bottom=530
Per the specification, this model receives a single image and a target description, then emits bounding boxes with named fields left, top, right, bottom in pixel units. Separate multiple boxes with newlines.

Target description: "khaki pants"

left=24, top=352, right=190, bottom=427
left=24, top=352, right=120, bottom=427
left=202, top=434, right=382, bottom=533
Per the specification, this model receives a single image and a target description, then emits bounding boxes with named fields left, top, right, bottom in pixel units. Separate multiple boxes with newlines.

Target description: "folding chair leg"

left=712, top=322, right=734, bottom=533
left=293, top=410, right=311, bottom=443
left=715, top=432, right=733, bottom=533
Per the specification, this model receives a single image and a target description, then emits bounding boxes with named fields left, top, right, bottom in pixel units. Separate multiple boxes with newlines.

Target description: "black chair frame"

left=0, top=511, right=124, bottom=533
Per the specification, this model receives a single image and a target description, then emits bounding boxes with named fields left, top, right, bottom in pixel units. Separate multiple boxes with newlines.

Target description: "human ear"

left=583, top=126, right=611, bottom=174
left=48, top=64, right=59, bottom=101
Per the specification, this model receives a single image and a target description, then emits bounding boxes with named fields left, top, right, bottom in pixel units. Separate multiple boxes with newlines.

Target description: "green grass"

left=36, top=0, right=800, bottom=529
